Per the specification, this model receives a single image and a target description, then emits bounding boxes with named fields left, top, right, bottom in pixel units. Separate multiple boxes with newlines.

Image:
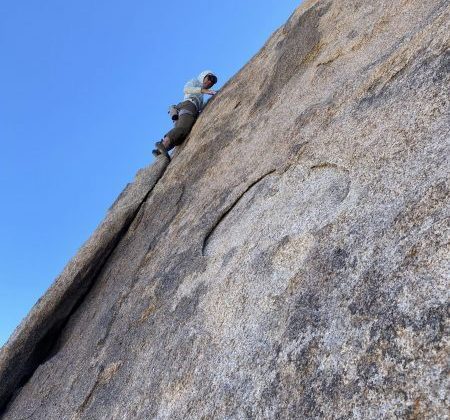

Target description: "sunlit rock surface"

left=1, top=0, right=448, bottom=418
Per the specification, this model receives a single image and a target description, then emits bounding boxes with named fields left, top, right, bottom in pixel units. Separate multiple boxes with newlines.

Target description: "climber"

left=152, top=70, right=218, bottom=159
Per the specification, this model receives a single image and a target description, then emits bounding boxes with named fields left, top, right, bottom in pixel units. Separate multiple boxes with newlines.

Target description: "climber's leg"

left=164, top=101, right=198, bottom=147
left=162, top=136, right=172, bottom=150
left=152, top=135, right=172, bottom=158
left=152, top=101, right=197, bottom=159
left=155, top=139, right=171, bottom=159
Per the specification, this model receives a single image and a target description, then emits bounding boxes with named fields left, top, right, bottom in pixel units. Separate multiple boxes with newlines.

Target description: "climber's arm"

left=184, top=80, right=216, bottom=95
left=184, top=80, right=202, bottom=95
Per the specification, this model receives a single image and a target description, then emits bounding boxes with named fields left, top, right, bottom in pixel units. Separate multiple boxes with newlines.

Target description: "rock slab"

left=1, top=0, right=449, bottom=418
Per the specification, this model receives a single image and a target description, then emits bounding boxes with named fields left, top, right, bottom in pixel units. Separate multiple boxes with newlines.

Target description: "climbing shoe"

left=155, top=141, right=170, bottom=160
left=152, top=148, right=161, bottom=157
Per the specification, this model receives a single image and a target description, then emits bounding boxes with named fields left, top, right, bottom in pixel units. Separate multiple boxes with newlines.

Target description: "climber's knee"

left=162, top=136, right=173, bottom=150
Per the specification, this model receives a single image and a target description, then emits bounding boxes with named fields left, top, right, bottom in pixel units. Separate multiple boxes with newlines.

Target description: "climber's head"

left=203, top=74, right=217, bottom=89
left=198, top=70, right=217, bottom=89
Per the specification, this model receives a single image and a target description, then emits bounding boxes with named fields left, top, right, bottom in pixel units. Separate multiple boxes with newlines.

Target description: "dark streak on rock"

left=252, top=2, right=332, bottom=112
left=74, top=380, right=98, bottom=418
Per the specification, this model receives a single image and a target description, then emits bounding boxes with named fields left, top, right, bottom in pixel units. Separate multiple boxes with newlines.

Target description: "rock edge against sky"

left=1, top=0, right=449, bottom=418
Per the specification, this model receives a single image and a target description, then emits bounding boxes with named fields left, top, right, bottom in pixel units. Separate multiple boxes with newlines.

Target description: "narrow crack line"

left=136, top=183, right=186, bottom=273
left=50, top=167, right=168, bottom=353
left=309, top=162, right=350, bottom=174
left=201, top=169, right=277, bottom=256
left=0, top=163, right=168, bottom=416
left=74, top=379, right=98, bottom=418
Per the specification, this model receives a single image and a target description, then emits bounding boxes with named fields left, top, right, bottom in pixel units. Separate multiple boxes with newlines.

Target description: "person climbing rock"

left=152, top=70, right=218, bottom=159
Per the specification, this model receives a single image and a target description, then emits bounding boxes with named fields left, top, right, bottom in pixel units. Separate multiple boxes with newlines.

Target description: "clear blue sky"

left=0, top=0, right=300, bottom=346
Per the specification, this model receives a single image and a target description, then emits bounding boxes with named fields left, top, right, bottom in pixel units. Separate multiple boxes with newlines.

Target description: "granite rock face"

left=1, top=0, right=449, bottom=418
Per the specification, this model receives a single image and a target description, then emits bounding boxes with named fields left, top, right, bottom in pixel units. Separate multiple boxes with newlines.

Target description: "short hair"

left=206, top=74, right=218, bottom=84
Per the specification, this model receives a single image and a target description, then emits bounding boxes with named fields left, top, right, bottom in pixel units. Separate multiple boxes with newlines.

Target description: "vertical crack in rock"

left=202, top=170, right=276, bottom=256
left=72, top=361, right=123, bottom=419
left=0, top=160, right=169, bottom=415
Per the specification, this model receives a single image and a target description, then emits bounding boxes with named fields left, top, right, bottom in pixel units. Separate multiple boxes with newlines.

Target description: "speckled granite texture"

left=1, top=0, right=448, bottom=418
